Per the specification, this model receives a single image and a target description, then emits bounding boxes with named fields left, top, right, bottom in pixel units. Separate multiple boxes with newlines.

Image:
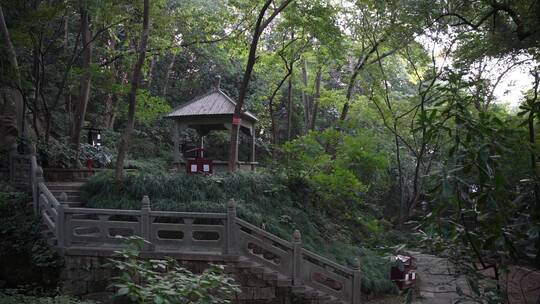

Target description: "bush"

left=79, top=144, right=113, bottom=168
left=0, top=183, right=61, bottom=288
left=108, top=237, right=239, bottom=304
left=37, top=141, right=113, bottom=168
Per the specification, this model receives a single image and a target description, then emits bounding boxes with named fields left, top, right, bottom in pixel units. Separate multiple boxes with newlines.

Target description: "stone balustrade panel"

left=236, top=219, right=294, bottom=277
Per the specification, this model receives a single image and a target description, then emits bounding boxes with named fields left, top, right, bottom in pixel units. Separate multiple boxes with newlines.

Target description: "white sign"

left=191, top=164, right=198, bottom=172
left=203, top=164, right=210, bottom=172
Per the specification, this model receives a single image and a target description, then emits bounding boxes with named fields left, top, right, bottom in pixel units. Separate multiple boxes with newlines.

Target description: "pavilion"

left=165, top=88, right=258, bottom=172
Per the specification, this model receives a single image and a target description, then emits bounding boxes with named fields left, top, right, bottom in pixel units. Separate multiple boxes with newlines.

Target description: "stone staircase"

left=225, top=257, right=348, bottom=303
left=46, top=182, right=87, bottom=208
left=40, top=182, right=87, bottom=248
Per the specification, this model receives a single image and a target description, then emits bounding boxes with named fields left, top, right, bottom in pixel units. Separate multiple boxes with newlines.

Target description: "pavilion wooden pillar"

left=250, top=126, right=255, bottom=170
left=172, top=120, right=180, bottom=164
left=172, top=121, right=186, bottom=167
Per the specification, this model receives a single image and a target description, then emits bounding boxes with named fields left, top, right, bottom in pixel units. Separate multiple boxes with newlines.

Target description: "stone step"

left=262, top=270, right=278, bottom=281
left=275, top=274, right=292, bottom=287
left=50, top=189, right=82, bottom=194
left=248, top=263, right=265, bottom=274
left=326, top=296, right=346, bottom=304
left=45, top=182, right=85, bottom=191
left=291, top=286, right=306, bottom=295
left=62, top=201, right=85, bottom=208
left=303, top=286, right=320, bottom=299
left=237, top=258, right=255, bottom=269
left=56, top=195, right=83, bottom=201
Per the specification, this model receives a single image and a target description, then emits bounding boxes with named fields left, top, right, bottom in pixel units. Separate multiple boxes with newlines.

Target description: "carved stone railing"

left=30, top=159, right=361, bottom=303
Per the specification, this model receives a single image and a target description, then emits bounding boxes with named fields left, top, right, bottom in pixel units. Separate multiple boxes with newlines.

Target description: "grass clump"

left=82, top=171, right=398, bottom=295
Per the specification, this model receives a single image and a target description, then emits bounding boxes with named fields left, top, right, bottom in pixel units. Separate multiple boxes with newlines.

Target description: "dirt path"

left=411, top=252, right=473, bottom=304
left=368, top=252, right=540, bottom=304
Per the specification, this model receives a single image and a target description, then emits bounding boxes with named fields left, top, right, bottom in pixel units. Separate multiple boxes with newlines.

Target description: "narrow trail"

left=368, top=252, right=540, bottom=304
left=411, top=252, right=473, bottom=304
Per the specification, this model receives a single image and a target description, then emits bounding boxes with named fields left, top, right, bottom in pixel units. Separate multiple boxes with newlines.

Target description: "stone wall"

left=61, top=255, right=311, bottom=304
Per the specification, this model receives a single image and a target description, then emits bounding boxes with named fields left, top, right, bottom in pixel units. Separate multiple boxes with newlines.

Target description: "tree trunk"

left=301, top=59, right=309, bottom=135
left=268, top=72, right=291, bottom=145
left=228, top=0, right=293, bottom=172
left=70, top=5, right=93, bottom=155
left=147, top=55, right=157, bottom=89
left=103, top=37, right=118, bottom=129
left=0, top=5, right=25, bottom=138
left=162, top=53, right=176, bottom=96
left=309, top=67, right=321, bottom=131
left=115, top=0, right=151, bottom=181
left=339, top=39, right=385, bottom=122
left=286, top=65, right=294, bottom=141
left=407, top=93, right=427, bottom=217
left=528, top=72, right=540, bottom=267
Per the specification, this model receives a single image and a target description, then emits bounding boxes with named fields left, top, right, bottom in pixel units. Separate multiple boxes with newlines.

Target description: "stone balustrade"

left=30, top=154, right=361, bottom=304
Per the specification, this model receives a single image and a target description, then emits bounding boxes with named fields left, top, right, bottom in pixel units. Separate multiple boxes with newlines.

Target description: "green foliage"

left=414, top=71, right=539, bottom=301
left=108, top=236, right=239, bottom=304
left=280, top=128, right=389, bottom=215
left=37, top=141, right=79, bottom=168
left=0, top=183, right=61, bottom=287
left=119, top=90, right=172, bottom=126
left=79, top=144, right=113, bottom=167
left=37, top=141, right=113, bottom=168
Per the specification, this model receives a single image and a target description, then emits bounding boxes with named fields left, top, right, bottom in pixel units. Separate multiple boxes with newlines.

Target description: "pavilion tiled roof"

left=166, top=89, right=258, bottom=121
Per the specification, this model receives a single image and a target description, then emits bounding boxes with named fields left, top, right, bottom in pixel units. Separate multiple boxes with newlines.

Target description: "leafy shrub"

left=79, top=144, right=113, bottom=167
left=37, top=141, right=112, bottom=168
left=279, top=129, right=389, bottom=217
left=109, top=237, right=239, bottom=304
left=0, top=184, right=61, bottom=287
left=37, top=140, right=79, bottom=168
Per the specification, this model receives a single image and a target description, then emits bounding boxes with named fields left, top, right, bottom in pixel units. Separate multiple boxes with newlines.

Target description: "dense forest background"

left=1, top=0, right=540, bottom=300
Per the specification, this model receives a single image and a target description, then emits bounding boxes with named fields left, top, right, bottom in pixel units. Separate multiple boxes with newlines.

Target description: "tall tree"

left=228, top=0, right=294, bottom=171
left=70, top=3, right=93, bottom=154
left=115, top=0, right=151, bottom=181
left=0, top=5, right=24, bottom=138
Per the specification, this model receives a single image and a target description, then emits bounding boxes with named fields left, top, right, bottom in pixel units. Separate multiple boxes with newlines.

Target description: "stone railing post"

left=141, top=195, right=152, bottom=251
left=352, top=258, right=362, bottom=304
left=225, top=199, right=237, bottom=255
left=56, top=195, right=66, bottom=251
left=292, top=229, right=302, bottom=286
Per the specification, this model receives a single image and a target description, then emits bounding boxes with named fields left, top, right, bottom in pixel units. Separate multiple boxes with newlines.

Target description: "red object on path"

left=391, top=254, right=417, bottom=289
left=85, top=158, right=94, bottom=170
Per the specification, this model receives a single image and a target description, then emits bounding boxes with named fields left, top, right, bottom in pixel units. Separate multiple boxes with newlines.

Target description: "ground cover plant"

left=108, top=236, right=240, bottom=304
left=0, top=183, right=61, bottom=289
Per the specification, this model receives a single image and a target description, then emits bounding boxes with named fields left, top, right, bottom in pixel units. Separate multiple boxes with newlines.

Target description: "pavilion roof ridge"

left=165, top=88, right=258, bottom=121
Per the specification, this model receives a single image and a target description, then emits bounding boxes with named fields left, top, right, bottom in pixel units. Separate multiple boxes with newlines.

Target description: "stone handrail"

left=30, top=158, right=361, bottom=304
